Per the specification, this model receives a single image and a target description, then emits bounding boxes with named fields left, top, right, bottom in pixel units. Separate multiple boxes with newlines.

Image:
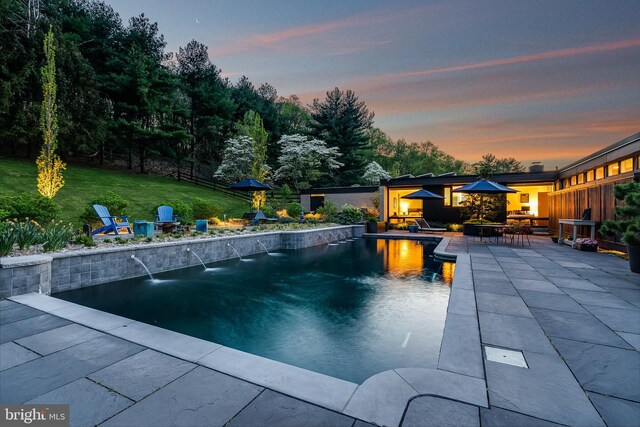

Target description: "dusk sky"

left=104, top=0, right=640, bottom=168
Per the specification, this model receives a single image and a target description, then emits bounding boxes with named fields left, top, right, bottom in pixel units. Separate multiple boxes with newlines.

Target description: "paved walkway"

left=1, top=235, right=639, bottom=426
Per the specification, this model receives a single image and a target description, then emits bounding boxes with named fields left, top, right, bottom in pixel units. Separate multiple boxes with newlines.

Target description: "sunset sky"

left=104, top=0, right=640, bottom=168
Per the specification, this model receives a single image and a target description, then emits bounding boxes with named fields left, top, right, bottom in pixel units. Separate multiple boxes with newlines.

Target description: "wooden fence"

left=548, top=174, right=632, bottom=251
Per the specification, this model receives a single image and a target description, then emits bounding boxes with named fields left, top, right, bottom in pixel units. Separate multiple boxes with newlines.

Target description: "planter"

left=628, top=245, right=640, bottom=273
left=366, top=222, right=377, bottom=233
left=575, top=243, right=597, bottom=252
left=551, top=237, right=559, bottom=243
left=195, top=220, right=208, bottom=233
left=408, top=225, right=418, bottom=233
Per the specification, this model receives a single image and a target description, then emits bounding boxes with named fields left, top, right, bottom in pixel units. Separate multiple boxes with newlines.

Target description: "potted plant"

left=550, top=234, right=559, bottom=243
left=366, top=217, right=378, bottom=233
left=575, top=238, right=598, bottom=252
left=601, top=182, right=640, bottom=273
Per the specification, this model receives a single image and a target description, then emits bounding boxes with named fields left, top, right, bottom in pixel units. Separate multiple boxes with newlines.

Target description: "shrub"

left=14, top=220, right=43, bottom=250
left=317, top=200, right=337, bottom=222
left=152, top=200, right=193, bottom=224
left=42, top=221, right=73, bottom=252
left=80, top=192, right=129, bottom=226
left=192, top=198, right=224, bottom=220
left=601, top=182, right=640, bottom=246
left=285, top=202, right=304, bottom=219
left=448, top=223, right=463, bottom=232
left=338, top=204, right=364, bottom=224
left=0, top=193, right=60, bottom=223
left=0, top=222, right=17, bottom=256
left=262, top=205, right=277, bottom=219
left=389, top=222, right=409, bottom=230
left=278, top=216, right=296, bottom=224
left=73, top=234, right=95, bottom=247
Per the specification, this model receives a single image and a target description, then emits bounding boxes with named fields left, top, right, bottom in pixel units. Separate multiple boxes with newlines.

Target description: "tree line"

left=0, top=0, right=525, bottom=191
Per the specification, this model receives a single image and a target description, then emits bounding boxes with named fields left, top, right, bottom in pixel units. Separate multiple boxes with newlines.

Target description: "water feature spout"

left=131, top=255, right=154, bottom=280
left=319, top=234, right=338, bottom=246
left=257, top=239, right=270, bottom=255
left=227, top=243, right=244, bottom=261
left=187, top=248, right=207, bottom=270
left=334, top=231, right=348, bottom=244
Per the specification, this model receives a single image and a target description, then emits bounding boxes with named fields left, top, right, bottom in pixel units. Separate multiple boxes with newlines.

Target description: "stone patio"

left=1, top=234, right=639, bottom=426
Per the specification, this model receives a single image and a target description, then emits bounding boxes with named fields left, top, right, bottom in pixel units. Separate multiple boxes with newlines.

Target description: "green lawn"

left=0, top=157, right=248, bottom=226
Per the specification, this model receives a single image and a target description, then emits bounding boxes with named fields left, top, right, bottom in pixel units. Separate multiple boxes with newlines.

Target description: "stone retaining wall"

left=0, top=226, right=364, bottom=298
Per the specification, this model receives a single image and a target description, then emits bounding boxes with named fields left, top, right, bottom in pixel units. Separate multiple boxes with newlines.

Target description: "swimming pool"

left=55, top=238, right=453, bottom=383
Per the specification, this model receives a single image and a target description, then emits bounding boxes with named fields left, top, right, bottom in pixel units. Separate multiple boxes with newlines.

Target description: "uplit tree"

left=36, top=26, right=66, bottom=199
left=274, top=134, right=343, bottom=191
left=237, top=111, right=269, bottom=209
left=473, top=154, right=525, bottom=178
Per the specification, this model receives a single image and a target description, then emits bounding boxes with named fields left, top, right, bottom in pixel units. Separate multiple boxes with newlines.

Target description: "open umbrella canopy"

left=401, top=189, right=444, bottom=199
left=228, top=179, right=272, bottom=191
left=451, top=179, right=517, bottom=194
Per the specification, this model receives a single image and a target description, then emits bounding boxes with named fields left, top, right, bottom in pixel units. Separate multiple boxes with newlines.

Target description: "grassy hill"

left=0, top=157, right=248, bottom=226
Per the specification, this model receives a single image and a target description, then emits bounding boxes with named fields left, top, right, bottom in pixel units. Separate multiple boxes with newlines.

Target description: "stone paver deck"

left=1, top=234, right=639, bottom=426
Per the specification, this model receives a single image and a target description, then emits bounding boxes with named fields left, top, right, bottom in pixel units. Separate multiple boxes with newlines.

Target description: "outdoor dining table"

left=474, top=224, right=507, bottom=244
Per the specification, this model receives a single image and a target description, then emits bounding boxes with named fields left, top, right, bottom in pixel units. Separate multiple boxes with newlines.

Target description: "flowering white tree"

left=274, top=134, right=343, bottom=191
left=214, top=136, right=255, bottom=183
left=362, top=161, right=390, bottom=185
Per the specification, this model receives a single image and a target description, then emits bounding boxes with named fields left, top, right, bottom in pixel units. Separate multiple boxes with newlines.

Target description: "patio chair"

left=91, top=204, right=132, bottom=235
left=155, top=205, right=180, bottom=233
left=414, top=218, right=446, bottom=233
left=513, top=225, right=531, bottom=246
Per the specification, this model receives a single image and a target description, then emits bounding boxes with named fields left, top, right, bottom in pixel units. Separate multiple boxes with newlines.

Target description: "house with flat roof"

left=302, top=132, right=640, bottom=250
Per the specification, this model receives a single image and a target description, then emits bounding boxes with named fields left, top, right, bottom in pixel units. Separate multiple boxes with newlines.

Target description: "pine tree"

left=310, top=88, right=374, bottom=185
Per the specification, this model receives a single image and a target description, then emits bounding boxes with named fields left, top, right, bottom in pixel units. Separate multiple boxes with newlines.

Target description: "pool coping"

left=8, top=234, right=483, bottom=427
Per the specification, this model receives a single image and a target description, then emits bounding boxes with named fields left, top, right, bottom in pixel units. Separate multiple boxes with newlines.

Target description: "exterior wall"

left=548, top=173, right=633, bottom=251
left=0, top=226, right=364, bottom=297
left=301, top=194, right=311, bottom=211
left=326, top=192, right=377, bottom=211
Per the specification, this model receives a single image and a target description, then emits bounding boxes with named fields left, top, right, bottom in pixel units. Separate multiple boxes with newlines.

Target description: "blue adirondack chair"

left=91, top=204, right=132, bottom=235
left=155, top=205, right=179, bottom=231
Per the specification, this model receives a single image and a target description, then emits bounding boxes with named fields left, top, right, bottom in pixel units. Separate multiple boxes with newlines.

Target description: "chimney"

left=529, top=162, right=544, bottom=173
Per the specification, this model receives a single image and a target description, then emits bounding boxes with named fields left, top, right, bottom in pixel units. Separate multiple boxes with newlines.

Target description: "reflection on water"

left=56, top=238, right=453, bottom=383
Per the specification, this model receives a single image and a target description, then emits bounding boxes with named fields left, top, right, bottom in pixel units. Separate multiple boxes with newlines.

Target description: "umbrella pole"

left=480, top=194, right=484, bottom=224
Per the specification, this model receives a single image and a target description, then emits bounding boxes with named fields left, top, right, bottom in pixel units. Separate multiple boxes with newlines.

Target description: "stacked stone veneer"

left=0, top=225, right=364, bottom=298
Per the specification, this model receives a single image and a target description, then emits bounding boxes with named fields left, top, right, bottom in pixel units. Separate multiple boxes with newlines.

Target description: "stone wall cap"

left=0, top=254, right=53, bottom=268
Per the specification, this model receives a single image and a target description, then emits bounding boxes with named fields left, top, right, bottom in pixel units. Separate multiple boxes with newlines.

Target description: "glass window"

left=452, top=186, right=466, bottom=207
left=577, top=174, right=584, bottom=184
left=563, top=178, right=570, bottom=188
left=608, top=163, right=619, bottom=176
left=620, top=158, right=633, bottom=173
left=586, top=170, right=594, bottom=182
left=571, top=176, right=577, bottom=185
left=595, top=167, right=605, bottom=179
left=443, top=187, right=451, bottom=206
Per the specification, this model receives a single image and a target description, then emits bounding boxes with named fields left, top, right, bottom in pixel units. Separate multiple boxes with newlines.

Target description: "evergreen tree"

left=310, top=87, right=374, bottom=185
left=36, top=26, right=65, bottom=199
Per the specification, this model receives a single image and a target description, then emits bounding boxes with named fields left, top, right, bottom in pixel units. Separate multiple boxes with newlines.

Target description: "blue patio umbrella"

left=228, top=179, right=272, bottom=191
left=451, top=179, right=517, bottom=194
left=401, top=189, right=444, bottom=199
left=452, top=179, right=517, bottom=223
left=229, top=179, right=273, bottom=210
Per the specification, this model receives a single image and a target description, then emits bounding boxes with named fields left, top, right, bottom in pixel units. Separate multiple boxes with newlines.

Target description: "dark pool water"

left=56, top=238, right=453, bottom=383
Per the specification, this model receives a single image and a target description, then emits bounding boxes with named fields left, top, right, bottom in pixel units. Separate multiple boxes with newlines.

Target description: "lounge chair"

left=242, top=210, right=278, bottom=226
left=155, top=205, right=180, bottom=233
left=414, top=218, right=446, bottom=233
left=91, top=204, right=132, bottom=235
